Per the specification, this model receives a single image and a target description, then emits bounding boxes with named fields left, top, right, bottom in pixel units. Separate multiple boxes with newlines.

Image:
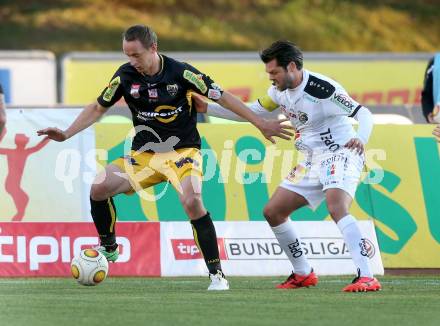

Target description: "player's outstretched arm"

left=216, top=91, right=293, bottom=143
left=193, top=92, right=280, bottom=122
left=37, top=101, right=107, bottom=142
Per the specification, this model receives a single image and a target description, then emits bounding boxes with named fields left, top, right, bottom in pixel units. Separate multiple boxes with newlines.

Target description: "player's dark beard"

left=286, top=74, right=296, bottom=89
left=277, top=74, right=295, bottom=91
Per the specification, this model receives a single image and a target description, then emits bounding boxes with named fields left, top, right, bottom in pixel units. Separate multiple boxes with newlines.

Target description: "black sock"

left=190, top=212, right=222, bottom=274
left=90, top=197, right=118, bottom=251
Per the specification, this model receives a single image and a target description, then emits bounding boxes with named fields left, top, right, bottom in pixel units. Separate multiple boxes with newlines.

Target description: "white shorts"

left=280, top=148, right=364, bottom=209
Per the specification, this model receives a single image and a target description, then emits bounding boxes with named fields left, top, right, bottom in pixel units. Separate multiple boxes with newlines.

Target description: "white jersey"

left=205, top=69, right=372, bottom=206
left=260, top=69, right=362, bottom=156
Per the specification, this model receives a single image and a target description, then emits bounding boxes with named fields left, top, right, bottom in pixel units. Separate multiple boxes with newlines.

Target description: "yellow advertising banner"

left=95, top=123, right=440, bottom=268
left=64, top=58, right=426, bottom=106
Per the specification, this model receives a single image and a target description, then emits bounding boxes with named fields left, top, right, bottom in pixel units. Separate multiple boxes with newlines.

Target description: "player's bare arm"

left=37, top=101, right=108, bottom=142
left=0, top=92, right=6, bottom=136
left=193, top=92, right=283, bottom=123
left=216, top=91, right=294, bottom=143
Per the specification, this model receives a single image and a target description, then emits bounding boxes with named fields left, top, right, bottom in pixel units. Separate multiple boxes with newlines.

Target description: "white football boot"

left=207, top=270, right=229, bottom=291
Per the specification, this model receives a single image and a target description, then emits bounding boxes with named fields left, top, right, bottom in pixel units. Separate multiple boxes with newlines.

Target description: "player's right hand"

left=37, top=127, right=68, bottom=142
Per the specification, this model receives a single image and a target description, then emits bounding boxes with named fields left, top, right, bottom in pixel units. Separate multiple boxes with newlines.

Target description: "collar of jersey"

left=288, top=69, right=308, bottom=92
left=141, top=54, right=164, bottom=79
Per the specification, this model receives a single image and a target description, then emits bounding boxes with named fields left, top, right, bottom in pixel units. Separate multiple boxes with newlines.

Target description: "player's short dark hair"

left=260, top=40, right=303, bottom=70
left=123, top=25, right=158, bottom=49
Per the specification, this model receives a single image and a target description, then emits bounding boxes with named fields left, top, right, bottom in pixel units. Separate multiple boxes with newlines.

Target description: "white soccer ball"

left=71, top=249, right=109, bottom=286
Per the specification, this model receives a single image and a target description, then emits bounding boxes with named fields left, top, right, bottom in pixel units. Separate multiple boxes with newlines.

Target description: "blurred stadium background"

left=0, top=1, right=439, bottom=325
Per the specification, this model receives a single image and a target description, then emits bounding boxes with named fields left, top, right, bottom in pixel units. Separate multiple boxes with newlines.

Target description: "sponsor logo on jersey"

left=183, top=70, right=207, bottom=93
left=136, top=105, right=183, bottom=123
left=166, top=84, right=178, bottom=97
left=207, top=88, right=222, bottom=100
left=281, top=106, right=297, bottom=120
left=319, top=128, right=340, bottom=152
left=148, top=88, right=158, bottom=98
left=130, top=84, right=141, bottom=99
left=103, top=76, right=121, bottom=102
left=359, top=238, right=375, bottom=258
left=331, top=93, right=355, bottom=113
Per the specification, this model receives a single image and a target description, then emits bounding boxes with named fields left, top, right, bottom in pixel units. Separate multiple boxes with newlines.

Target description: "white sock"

left=271, top=220, right=312, bottom=275
left=337, top=215, right=373, bottom=278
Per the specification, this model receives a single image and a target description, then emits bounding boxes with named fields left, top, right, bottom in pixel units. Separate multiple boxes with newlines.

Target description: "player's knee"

left=182, top=194, right=203, bottom=212
left=263, top=204, right=281, bottom=225
left=90, top=183, right=110, bottom=201
left=327, top=202, right=348, bottom=220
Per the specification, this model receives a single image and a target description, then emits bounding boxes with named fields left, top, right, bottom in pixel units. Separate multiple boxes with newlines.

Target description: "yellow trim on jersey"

left=108, top=198, right=116, bottom=233
left=158, top=54, right=164, bottom=75
left=186, top=90, right=193, bottom=114
left=258, top=95, right=278, bottom=112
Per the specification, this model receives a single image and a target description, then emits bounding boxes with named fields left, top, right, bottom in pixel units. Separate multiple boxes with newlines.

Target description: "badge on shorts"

left=326, top=163, right=336, bottom=176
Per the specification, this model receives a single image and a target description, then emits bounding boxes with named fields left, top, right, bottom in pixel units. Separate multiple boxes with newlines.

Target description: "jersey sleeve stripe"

left=349, top=105, right=362, bottom=118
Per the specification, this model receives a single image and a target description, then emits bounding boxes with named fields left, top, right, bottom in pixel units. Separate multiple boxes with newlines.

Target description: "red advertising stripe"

left=0, top=222, right=160, bottom=277
left=171, top=238, right=227, bottom=260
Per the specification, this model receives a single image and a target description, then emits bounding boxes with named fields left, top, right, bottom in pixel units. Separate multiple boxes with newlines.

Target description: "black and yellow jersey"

left=97, top=54, right=223, bottom=152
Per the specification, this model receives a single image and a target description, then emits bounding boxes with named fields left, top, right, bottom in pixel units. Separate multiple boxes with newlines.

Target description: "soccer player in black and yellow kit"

left=38, top=25, right=293, bottom=290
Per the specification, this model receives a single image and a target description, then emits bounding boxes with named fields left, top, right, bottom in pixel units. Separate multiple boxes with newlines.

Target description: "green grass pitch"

left=0, top=275, right=439, bottom=326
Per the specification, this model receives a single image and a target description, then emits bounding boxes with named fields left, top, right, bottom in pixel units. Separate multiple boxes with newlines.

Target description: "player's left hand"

left=433, top=124, right=440, bottom=142
left=344, top=138, right=365, bottom=154
left=257, top=118, right=295, bottom=144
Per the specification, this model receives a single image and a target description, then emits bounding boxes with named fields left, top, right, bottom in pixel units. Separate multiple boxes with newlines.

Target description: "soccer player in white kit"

left=194, top=40, right=382, bottom=292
